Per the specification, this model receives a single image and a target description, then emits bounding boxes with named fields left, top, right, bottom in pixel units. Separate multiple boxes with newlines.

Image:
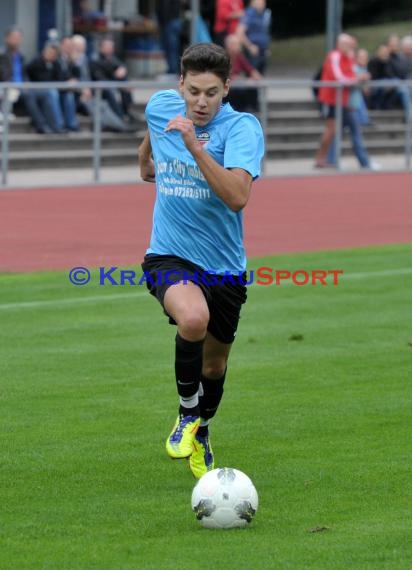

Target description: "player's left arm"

left=165, top=116, right=253, bottom=212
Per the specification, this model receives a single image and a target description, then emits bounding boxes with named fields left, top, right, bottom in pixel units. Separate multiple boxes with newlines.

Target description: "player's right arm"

left=138, top=130, right=156, bottom=183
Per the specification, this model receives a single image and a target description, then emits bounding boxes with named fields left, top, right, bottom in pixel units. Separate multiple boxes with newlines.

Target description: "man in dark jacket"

left=367, top=44, right=397, bottom=109
left=90, top=37, right=134, bottom=121
left=385, top=34, right=412, bottom=118
left=25, top=42, right=67, bottom=133
left=0, top=27, right=60, bottom=133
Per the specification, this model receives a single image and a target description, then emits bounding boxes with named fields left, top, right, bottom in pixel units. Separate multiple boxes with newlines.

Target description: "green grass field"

left=1, top=244, right=411, bottom=569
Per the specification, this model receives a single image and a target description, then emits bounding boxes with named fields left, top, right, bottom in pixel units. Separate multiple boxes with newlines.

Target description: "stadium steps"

left=265, top=109, right=406, bottom=127
left=265, top=138, right=409, bottom=158
left=5, top=147, right=140, bottom=170
left=265, top=123, right=407, bottom=143
left=6, top=131, right=141, bottom=152
left=1, top=102, right=408, bottom=169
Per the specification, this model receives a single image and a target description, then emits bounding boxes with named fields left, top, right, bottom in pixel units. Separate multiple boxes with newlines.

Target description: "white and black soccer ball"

left=191, top=467, right=258, bottom=529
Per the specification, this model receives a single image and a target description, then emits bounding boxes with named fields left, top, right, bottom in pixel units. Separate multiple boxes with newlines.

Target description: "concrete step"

left=6, top=148, right=139, bottom=170
left=265, top=138, right=407, bottom=158
left=264, top=109, right=405, bottom=127
left=6, top=131, right=141, bottom=151
left=265, top=123, right=407, bottom=143
left=6, top=124, right=405, bottom=152
left=7, top=137, right=405, bottom=168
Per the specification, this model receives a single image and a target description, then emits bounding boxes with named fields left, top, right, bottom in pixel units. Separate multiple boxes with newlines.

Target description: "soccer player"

left=138, top=43, right=264, bottom=478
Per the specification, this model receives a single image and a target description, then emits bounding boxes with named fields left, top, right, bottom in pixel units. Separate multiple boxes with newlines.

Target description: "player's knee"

left=203, top=358, right=227, bottom=380
left=178, top=310, right=209, bottom=340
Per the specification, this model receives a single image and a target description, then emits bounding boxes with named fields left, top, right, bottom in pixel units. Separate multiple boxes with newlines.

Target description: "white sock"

left=179, top=392, right=199, bottom=410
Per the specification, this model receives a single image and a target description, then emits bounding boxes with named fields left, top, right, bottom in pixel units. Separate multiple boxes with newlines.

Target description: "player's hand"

left=165, top=115, right=201, bottom=152
left=139, top=157, right=156, bottom=183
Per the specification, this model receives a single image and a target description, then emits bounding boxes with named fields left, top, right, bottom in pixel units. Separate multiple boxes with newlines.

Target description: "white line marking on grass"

left=0, top=291, right=148, bottom=311
left=0, top=267, right=411, bottom=311
left=337, top=268, right=412, bottom=279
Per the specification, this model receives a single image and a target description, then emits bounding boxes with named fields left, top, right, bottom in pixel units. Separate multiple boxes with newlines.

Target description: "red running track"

left=0, top=172, right=411, bottom=273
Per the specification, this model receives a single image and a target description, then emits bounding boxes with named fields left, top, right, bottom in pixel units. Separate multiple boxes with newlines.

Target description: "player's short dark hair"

left=181, top=43, right=231, bottom=84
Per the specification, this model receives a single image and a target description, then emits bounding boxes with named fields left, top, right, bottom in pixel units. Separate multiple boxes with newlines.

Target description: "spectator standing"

left=213, top=0, right=245, bottom=47
left=237, top=0, right=271, bottom=74
left=326, top=40, right=380, bottom=171
left=224, top=33, right=261, bottom=112
left=315, top=33, right=373, bottom=170
left=155, top=0, right=182, bottom=75
left=352, top=48, right=371, bottom=126
left=90, top=37, right=135, bottom=123
left=25, top=42, right=67, bottom=133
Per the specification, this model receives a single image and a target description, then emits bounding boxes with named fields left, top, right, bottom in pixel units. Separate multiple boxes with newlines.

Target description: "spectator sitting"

left=224, top=33, right=262, bottom=112
left=367, top=44, right=398, bottom=109
left=71, top=34, right=136, bottom=132
left=386, top=34, right=404, bottom=79
left=0, top=27, right=58, bottom=133
left=236, top=0, right=271, bottom=74
left=397, top=36, right=412, bottom=118
left=71, top=33, right=93, bottom=112
left=25, top=42, right=67, bottom=133
left=57, top=36, right=81, bottom=131
left=90, top=37, right=136, bottom=124
left=385, top=33, right=412, bottom=117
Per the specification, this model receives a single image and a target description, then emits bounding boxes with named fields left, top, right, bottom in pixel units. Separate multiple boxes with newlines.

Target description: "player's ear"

left=179, top=75, right=184, bottom=94
left=223, top=79, right=230, bottom=98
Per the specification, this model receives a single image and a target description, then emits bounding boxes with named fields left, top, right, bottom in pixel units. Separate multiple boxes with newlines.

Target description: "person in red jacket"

left=224, top=33, right=261, bottom=111
left=214, top=0, right=245, bottom=47
left=314, top=33, right=368, bottom=168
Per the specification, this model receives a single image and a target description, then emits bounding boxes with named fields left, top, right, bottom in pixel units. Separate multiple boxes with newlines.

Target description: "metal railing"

left=1, top=78, right=412, bottom=187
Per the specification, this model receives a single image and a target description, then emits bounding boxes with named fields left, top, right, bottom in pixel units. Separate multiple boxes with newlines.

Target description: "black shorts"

left=141, top=254, right=248, bottom=344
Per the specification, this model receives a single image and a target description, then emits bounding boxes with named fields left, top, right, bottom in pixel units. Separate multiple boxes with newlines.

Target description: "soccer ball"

left=191, top=467, right=258, bottom=529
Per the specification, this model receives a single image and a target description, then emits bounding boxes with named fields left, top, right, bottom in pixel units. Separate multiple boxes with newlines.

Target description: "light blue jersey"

left=145, top=89, right=264, bottom=274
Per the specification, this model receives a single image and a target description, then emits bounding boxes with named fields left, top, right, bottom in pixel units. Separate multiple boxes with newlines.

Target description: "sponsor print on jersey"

left=196, top=131, right=210, bottom=146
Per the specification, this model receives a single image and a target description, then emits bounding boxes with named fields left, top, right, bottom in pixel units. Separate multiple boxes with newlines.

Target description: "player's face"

left=179, top=72, right=230, bottom=127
